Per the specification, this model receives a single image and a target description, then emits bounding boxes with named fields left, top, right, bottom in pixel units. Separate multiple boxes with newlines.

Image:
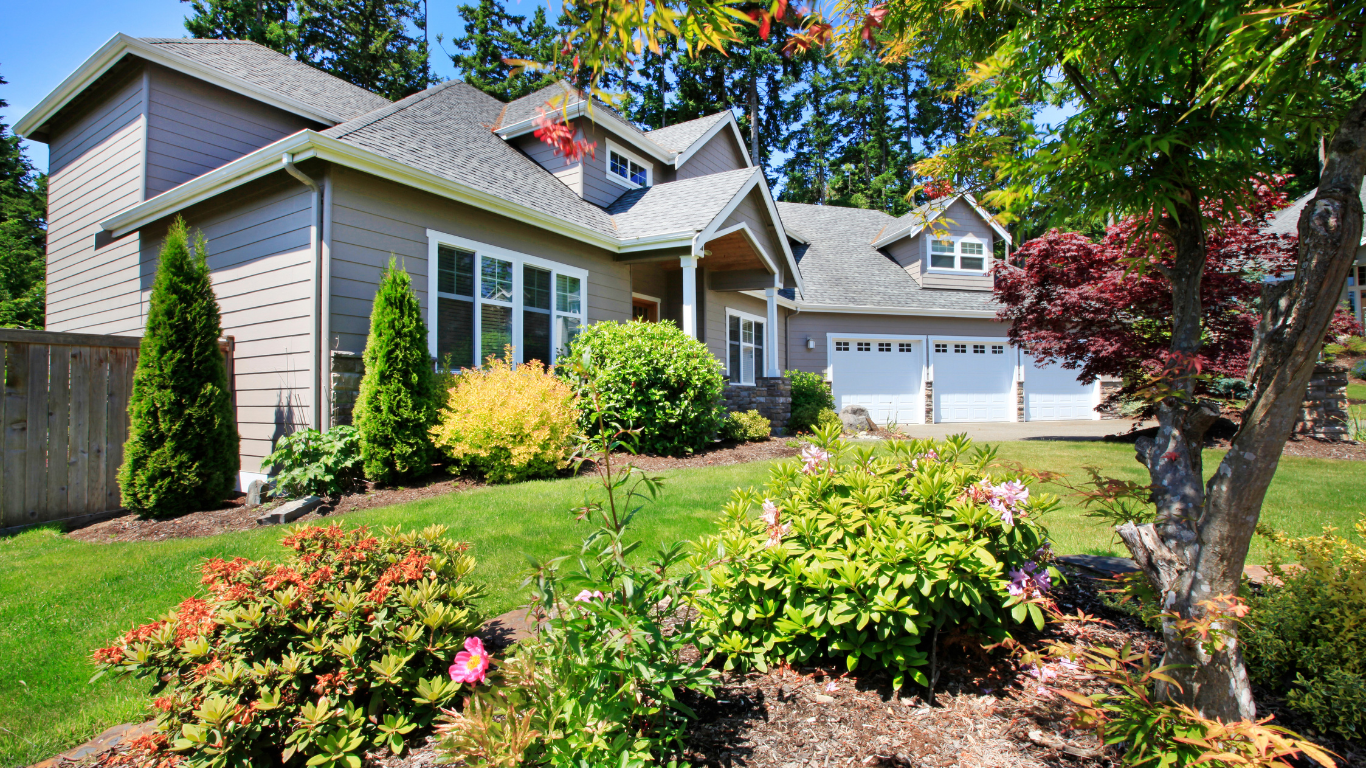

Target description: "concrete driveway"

left=877, top=419, right=1143, bottom=442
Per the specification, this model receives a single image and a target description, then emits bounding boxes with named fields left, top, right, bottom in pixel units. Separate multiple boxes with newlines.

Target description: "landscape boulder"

left=246, top=479, right=269, bottom=507
left=840, top=405, right=875, bottom=433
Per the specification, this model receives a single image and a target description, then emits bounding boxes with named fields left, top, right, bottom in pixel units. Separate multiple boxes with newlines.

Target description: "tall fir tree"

left=0, top=70, right=47, bottom=329
left=446, top=0, right=560, bottom=101
left=352, top=257, right=436, bottom=484
left=182, top=0, right=431, bottom=99
left=119, top=218, right=239, bottom=516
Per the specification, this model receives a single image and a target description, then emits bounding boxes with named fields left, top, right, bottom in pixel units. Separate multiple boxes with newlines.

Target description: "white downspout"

left=283, top=153, right=322, bottom=431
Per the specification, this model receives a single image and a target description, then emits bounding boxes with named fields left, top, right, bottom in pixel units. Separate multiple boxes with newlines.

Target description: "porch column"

left=764, top=285, right=780, bottom=377
left=680, top=255, right=698, bottom=338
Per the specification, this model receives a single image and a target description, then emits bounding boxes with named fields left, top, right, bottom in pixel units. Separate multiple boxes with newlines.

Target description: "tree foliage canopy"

left=0, top=69, right=47, bottom=329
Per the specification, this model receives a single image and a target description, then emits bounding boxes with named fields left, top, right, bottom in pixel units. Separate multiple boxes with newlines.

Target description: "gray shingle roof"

left=140, top=38, right=390, bottom=122
left=873, top=196, right=955, bottom=244
left=643, top=112, right=728, bottom=153
left=608, top=168, right=755, bottom=239
left=496, top=81, right=654, bottom=144
left=322, top=81, right=617, bottom=236
left=776, top=202, right=998, bottom=313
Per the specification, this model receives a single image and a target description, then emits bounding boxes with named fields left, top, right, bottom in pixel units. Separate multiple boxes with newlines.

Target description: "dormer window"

left=606, top=139, right=651, bottom=189
left=927, top=235, right=989, bottom=273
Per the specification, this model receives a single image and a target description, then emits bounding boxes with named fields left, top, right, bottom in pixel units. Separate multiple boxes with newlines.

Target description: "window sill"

left=925, top=268, right=989, bottom=276
left=606, top=172, right=647, bottom=190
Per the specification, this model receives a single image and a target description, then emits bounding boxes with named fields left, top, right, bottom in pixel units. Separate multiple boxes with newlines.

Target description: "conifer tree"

left=352, top=257, right=436, bottom=484
left=447, top=0, right=560, bottom=101
left=118, top=218, right=239, bottom=516
left=0, top=69, right=46, bottom=329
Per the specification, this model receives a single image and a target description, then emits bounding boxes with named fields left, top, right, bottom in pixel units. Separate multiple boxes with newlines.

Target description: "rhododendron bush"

left=90, top=524, right=484, bottom=768
left=691, top=426, right=1060, bottom=690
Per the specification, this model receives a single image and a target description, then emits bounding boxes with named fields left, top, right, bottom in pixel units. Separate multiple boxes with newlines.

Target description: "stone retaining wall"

left=722, top=376, right=792, bottom=434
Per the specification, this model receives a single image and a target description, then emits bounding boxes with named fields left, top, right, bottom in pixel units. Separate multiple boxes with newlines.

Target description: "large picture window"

left=927, top=236, right=989, bottom=273
left=428, top=231, right=587, bottom=369
left=726, top=309, right=765, bottom=385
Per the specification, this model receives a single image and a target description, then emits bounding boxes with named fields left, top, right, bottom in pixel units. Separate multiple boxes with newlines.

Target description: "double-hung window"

left=429, top=232, right=587, bottom=369
left=927, top=236, right=989, bottom=273
left=726, top=309, right=765, bottom=385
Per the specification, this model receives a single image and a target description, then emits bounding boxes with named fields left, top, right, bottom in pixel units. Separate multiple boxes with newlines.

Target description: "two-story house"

left=16, top=34, right=1102, bottom=489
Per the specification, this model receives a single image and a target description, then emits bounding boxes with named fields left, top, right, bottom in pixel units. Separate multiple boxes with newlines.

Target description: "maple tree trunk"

left=1119, top=90, right=1366, bottom=722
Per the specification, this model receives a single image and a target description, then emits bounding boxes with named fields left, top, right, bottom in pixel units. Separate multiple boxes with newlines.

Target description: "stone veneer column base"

left=1296, top=363, right=1350, bottom=441
left=721, top=376, right=792, bottom=434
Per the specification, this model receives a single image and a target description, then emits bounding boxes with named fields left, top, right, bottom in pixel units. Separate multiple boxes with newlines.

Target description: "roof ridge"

left=325, top=80, right=463, bottom=138
left=141, top=37, right=258, bottom=43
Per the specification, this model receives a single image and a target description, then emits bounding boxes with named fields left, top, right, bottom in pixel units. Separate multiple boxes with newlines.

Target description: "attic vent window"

left=609, top=146, right=649, bottom=188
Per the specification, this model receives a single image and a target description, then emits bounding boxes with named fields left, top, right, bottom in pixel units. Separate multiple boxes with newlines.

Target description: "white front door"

left=932, top=340, right=1014, bottom=422
left=830, top=338, right=925, bottom=426
left=1024, top=356, right=1100, bottom=420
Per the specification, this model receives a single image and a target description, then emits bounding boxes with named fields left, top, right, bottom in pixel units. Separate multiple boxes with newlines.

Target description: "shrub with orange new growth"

left=431, top=348, right=580, bottom=483
left=90, top=523, right=484, bottom=768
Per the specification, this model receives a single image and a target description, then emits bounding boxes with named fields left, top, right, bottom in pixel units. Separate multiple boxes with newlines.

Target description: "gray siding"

left=784, top=311, right=1007, bottom=375
left=914, top=199, right=995, bottom=291
left=705, top=288, right=786, bottom=380
left=884, top=237, right=922, bottom=286
left=718, top=188, right=787, bottom=278
left=512, top=133, right=583, bottom=196
left=673, top=127, right=748, bottom=181
left=578, top=120, right=659, bottom=207
left=45, top=64, right=147, bottom=335
left=144, top=64, right=315, bottom=197
left=137, top=174, right=317, bottom=473
left=328, top=165, right=631, bottom=355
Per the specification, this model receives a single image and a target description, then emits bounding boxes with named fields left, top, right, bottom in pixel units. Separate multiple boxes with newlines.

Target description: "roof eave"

left=672, top=112, right=752, bottom=170
left=495, top=99, right=676, bottom=164
left=796, top=302, right=998, bottom=318
left=16, top=33, right=346, bottom=140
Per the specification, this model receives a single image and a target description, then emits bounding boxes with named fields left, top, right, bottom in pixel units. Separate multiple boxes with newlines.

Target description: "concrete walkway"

left=869, top=419, right=1143, bottom=443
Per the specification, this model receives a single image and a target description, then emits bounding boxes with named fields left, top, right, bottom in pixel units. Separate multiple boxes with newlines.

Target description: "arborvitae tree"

left=353, top=257, right=436, bottom=484
left=0, top=69, right=47, bottom=329
left=447, top=0, right=560, bottom=101
left=118, top=218, right=239, bottom=516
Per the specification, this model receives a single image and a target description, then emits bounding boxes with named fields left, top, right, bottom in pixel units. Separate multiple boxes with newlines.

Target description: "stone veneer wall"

left=722, top=376, right=792, bottom=434
left=1296, top=363, right=1350, bottom=440
left=1098, top=380, right=1125, bottom=419
left=923, top=380, right=934, bottom=424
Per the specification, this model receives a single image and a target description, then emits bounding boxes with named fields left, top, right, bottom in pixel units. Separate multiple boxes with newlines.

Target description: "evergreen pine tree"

left=0, top=69, right=46, bottom=329
left=447, top=0, right=559, bottom=101
left=118, top=218, right=239, bottom=516
left=182, top=0, right=301, bottom=55
left=352, top=257, right=436, bottom=484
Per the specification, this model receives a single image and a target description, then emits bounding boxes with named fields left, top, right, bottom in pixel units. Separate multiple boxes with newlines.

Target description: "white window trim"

left=605, top=138, right=652, bottom=190
left=726, top=307, right=767, bottom=386
left=425, top=229, right=589, bottom=369
left=925, top=233, right=991, bottom=275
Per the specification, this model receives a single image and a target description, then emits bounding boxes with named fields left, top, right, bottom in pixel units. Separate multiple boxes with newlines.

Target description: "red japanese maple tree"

left=994, top=179, right=1299, bottom=393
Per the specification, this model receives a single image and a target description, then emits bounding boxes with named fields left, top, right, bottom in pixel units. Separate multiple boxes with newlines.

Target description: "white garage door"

left=1024, top=357, right=1099, bottom=421
left=830, top=339, right=924, bottom=426
left=933, top=340, right=1014, bottom=422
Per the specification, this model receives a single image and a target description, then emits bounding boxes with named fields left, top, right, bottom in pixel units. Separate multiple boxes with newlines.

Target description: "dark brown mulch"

left=66, top=475, right=482, bottom=544
left=1105, top=418, right=1366, bottom=461
left=607, top=437, right=803, bottom=472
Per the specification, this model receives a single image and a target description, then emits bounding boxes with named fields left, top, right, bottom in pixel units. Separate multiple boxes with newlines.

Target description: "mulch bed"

left=36, top=572, right=1366, bottom=768
left=66, top=476, right=483, bottom=544
left=608, top=437, right=803, bottom=472
left=1105, top=419, right=1366, bottom=461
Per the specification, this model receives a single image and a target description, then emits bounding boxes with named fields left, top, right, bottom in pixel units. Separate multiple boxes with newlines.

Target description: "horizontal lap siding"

left=45, top=65, right=146, bottom=335
left=884, top=237, right=922, bottom=286
left=718, top=190, right=787, bottom=276
left=784, top=312, right=1008, bottom=376
left=329, top=166, right=630, bottom=357
left=674, top=129, right=748, bottom=181
left=513, top=134, right=583, bottom=196
left=705, top=288, right=785, bottom=378
left=575, top=120, right=651, bottom=208
left=143, top=175, right=316, bottom=473
left=143, top=64, right=315, bottom=198
left=918, top=199, right=995, bottom=291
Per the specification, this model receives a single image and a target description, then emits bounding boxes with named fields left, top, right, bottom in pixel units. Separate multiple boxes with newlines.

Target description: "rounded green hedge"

left=566, top=320, right=724, bottom=455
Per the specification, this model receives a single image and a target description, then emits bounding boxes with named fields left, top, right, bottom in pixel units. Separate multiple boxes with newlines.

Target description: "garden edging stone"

left=256, top=496, right=321, bottom=525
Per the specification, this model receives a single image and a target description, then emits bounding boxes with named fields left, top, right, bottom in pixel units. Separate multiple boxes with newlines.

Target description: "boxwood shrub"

left=690, top=428, right=1058, bottom=689
left=91, top=523, right=484, bottom=768
left=564, top=320, right=724, bottom=455
left=786, top=369, right=834, bottom=434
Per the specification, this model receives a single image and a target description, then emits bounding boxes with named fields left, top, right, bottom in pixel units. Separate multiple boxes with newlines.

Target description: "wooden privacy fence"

left=1, top=329, right=139, bottom=532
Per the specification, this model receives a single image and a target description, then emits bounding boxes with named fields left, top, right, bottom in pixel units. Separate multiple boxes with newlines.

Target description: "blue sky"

left=0, top=0, right=555, bottom=170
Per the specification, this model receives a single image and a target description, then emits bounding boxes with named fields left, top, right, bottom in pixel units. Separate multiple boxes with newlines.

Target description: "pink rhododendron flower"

left=766, top=522, right=792, bottom=548
left=995, top=480, right=1029, bottom=507
left=449, top=636, right=491, bottom=684
left=573, top=589, right=605, bottom=603
left=800, top=444, right=830, bottom=474
left=760, top=499, right=780, bottom=527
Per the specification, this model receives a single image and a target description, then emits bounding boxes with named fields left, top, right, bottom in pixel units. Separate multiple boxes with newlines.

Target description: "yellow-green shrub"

left=724, top=409, right=771, bottom=442
left=431, top=351, right=579, bottom=483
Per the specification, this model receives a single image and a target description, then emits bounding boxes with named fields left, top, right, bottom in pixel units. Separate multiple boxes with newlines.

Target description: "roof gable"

left=871, top=194, right=1011, bottom=249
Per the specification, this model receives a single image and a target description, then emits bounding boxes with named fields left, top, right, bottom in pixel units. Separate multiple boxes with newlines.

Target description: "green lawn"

left=2, top=441, right=1362, bottom=767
